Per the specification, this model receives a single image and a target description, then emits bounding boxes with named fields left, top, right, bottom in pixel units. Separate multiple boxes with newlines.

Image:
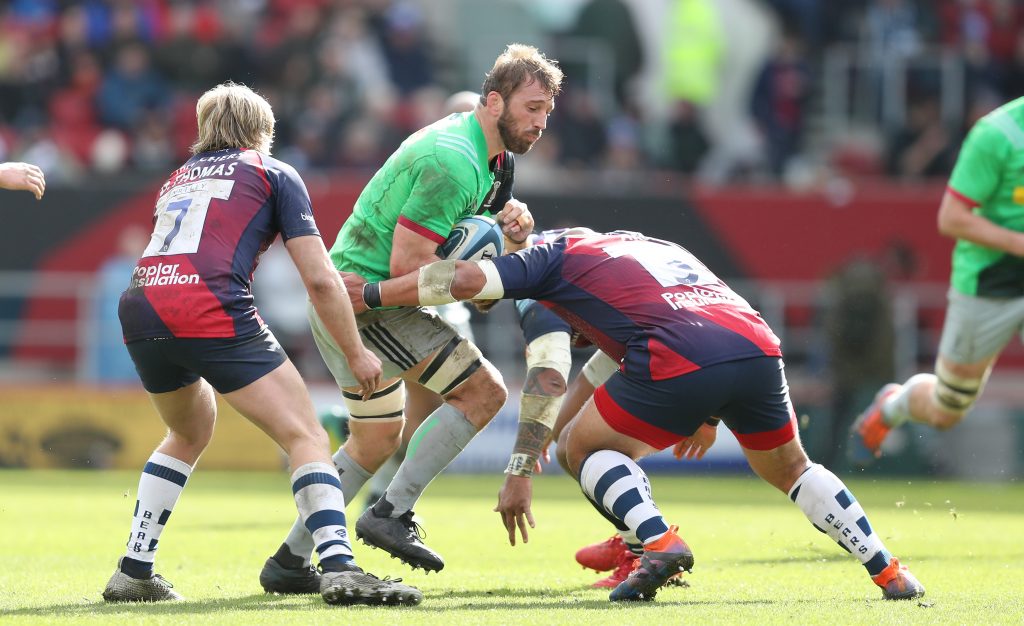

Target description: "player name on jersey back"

left=120, top=148, right=319, bottom=341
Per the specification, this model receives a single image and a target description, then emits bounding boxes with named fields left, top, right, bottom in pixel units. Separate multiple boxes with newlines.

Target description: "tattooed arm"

left=504, top=366, right=566, bottom=476
left=494, top=364, right=568, bottom=546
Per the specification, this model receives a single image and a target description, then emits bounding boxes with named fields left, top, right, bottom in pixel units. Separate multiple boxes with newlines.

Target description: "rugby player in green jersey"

left=851, top=95, right=1024, bottom=465
left=361, top=90, right=508, bottom=511
left=259, top=44, right=563, bottom=591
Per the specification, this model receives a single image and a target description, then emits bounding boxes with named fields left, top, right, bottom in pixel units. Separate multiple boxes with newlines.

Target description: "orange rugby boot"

left=848, top=383, right=901, bottom=467
left=871, top=557, right=925, bottom=600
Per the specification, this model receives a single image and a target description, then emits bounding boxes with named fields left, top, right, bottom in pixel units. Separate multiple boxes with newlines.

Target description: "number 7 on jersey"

left=143, top=179, right=235, bottom=258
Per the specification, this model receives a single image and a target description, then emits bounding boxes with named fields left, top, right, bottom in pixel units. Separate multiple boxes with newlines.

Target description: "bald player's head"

left=444, top=91, right=482, bottom=115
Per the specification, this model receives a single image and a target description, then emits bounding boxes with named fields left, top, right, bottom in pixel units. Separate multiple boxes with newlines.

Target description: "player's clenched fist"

left=0, top=162, right=46, bottom=200
left=496, top=199, right=533, bottom=245
left=348, top=347, right=383, bottom=400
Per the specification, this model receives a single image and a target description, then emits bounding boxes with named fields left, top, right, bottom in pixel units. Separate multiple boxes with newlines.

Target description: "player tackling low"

left=343, top=227, right=926, bottom=602
left=850, top=95, right=1024, bottom=465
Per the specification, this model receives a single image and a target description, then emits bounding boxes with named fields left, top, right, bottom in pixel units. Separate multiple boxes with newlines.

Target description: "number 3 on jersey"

left=602, top=240, right=713, bottom=288
left=143, top=179, right=235, bottom=258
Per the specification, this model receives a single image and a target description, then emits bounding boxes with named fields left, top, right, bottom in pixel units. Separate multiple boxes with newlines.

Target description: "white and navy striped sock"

left=277, top=448, right=372, bottom=568
left=581, top=492, right=644, bottom=555
left=788, top=464, right=892, bottom=576
left=121, top=452, right=192, bottom=578
left=291, top=462, right=354, bottom=571
left=579, top=450, right=669, bottom=546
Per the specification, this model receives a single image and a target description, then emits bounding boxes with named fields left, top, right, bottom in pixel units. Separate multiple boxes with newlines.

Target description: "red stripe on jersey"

left=251, top=151, right=272, bottom=196
left=647, top=338, right=700, bottom=380
left=945, top=185, right=980, bottom=208
left=594, top=384, right=682, bottom=450
left=688, top=305, right=783, bottom=358
left=732, top=412, right=798, bottom=451
left=142, top=256, right=235, bottom=336
left=560, top=238, right=781, bottom=368
left=543, top=302, right=625, bottom=365
left=398, top=215, right=446, bottom=244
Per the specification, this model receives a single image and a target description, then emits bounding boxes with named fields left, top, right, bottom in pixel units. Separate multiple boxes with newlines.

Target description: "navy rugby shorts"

left=126, top=326, right=287, bottom=394
left=593, top=356, right=797, bottom=451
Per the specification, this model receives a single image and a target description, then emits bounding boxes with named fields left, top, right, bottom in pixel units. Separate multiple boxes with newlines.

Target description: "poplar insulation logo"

left=130, top=263, right=200, bottom=288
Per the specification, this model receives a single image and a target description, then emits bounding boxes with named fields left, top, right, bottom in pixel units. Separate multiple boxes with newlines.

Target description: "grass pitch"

left=1, top=469, right=1022, bottom=625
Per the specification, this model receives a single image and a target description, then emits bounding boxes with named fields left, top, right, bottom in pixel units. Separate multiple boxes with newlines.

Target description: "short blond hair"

left=190, top=82, right=275, bottom=155
left=480, top=44, right=563, bottom=103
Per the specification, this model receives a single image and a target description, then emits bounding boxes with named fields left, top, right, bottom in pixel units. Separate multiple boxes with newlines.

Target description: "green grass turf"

left=1, top=470, right=1023, bottom=625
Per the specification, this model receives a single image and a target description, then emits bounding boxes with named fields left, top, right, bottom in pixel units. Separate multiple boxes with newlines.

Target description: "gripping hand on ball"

left=496, top=199, right=533, bottom=247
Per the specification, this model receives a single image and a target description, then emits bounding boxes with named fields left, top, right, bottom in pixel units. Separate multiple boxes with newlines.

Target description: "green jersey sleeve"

left=399, top=154, right=478, bottom=241
left=948, top=119, right=1011, bottom=205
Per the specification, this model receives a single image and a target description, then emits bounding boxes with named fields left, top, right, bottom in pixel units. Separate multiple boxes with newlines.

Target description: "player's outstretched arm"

left=286, top=235, right=382, bottom=398
left=0, top=161, right=45, bottom=199
left=494, top=415, right=548, bottom=546
left=351, top=259, right=503, bottom=312
left=495, top=335, right=571, bottom=546
left=938, top=189, right=1024, bottom=256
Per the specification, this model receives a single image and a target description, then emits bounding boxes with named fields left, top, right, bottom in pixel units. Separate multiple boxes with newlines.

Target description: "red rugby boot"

left=575, top=535, right=628, bottom=572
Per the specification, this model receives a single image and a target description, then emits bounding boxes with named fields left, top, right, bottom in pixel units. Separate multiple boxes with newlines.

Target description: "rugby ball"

left=438, top=215, right=504, bottom=261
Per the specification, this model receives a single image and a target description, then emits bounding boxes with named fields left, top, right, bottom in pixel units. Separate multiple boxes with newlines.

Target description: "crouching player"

left=498, top=297, right=708, bottom=589
left=491, top=227, right=577, bottom=548
left=543, top=348, right=716, bottom=588
left=345, top=227, right=925, bottom=602
left=104, top=83, right=420, bottom=606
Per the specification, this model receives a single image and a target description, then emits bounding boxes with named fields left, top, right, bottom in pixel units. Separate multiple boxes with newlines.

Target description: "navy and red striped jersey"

left=118, top=149, right=319, bottom=341
left=493, top=230, right=782, bottom=380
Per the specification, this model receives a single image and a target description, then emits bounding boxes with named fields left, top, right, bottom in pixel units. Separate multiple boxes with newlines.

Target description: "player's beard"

left=497, top=108, right=540, bottom=155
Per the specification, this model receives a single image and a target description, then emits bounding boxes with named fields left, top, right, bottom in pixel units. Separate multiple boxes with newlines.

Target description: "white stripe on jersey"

left=988, top=111, right=1024, bottom=148
left=438, top=132, right=477, bottom=153
left=436, top=138, right=481, bottom=173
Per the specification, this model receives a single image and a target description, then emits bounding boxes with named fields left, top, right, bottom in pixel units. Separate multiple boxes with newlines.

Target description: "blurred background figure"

left=752, top=30, right=812, bottom=179
left=821, top=257, right=895, bottom=468
left=86, top=223, right=148, bottom=384
left=96, top=43, right=168, bottom=131
left=885, top=95, right=955, bottom=179
left=252, top=242, right=324, bottom=379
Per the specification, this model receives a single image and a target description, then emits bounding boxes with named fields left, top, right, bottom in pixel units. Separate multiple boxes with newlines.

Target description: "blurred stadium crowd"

left=2, top=0, right=1024, bottom=187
